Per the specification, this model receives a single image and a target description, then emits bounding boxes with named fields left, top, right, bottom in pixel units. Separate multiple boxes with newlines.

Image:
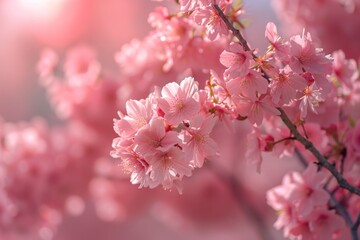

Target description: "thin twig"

left=273, top=136, right=296, bottom=146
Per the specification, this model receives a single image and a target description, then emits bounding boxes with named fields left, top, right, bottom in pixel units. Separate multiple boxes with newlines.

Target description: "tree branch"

left=278, top=108, right=360, bottom=196
left=353, top=214, right=360, bottom=240
left=213, top=3, right=360, bottom=197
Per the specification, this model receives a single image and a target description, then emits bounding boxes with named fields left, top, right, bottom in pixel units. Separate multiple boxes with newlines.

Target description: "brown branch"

left=213, top=4, right=271, bottom=82
left=278, top=108, right=360, bottom=196
left=353, top=214, right=360, bottom=240
left=213, top=4, right=251, bottom=52
left=213, top=3, right=360, bottom=197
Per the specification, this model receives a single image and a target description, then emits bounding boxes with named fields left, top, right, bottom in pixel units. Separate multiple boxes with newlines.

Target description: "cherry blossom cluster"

left=111, top=77, right=218, bottom=192
left=267, top=166, right=349, bottom=239
left=1, top=0, right=360, bottom=239
left=111, top=1, right=360, bottom=239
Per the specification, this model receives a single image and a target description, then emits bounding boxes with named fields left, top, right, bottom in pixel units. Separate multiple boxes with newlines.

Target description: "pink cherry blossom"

left=182, top=115, right=219, bottom=167
left=299, top=83, right=324, bottom=119
left=134, top=117, right=180, bottom=156
left=157, top=77, right=200, bottom=125
left=226, top=69, right=268, bottom=99
left=269, top=65, right=307, bottom=105
left=235, top=94, right=280, bottom=126
left=113, top=98, right=154, bottom=137
left=220, top=42, right=253, bottom=80
left=148, top=147, right=193, bottom=191
left=267, top=174, right=297, bottom=237
left=289, top=30, right=332, bottom=75
left=307, top=208, right=347, bottom=240
left=288, top=165, right=329, bottom=218
left=192, top=0, right=230, bottom=41
left=265, top=22, right=290, bottom=61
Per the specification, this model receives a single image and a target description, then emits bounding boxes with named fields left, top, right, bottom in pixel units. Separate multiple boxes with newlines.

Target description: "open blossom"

left=269, top=65, right=307, bottom=105
left=182, top=115, right=219, bottom=167
left=113, top=98, right=154, bottom=137
left=235, top=94, right=280, bottom=126
left=288, top=166, right=329, bottom=218
left=116, top=149, right=153, bottom=189
left=265, top=22, right=290, bottom=61
left=148, top=147, right=193, bottom=191
left=134, top=117, right=180, bottom=157
left=220, top=42, right=253, bottom=80
left=299, top=83, right=324, bottom=119
left=289, top=30, right=332, bottom=75
left=226, top=69, right=268, bottom=99
left=192, top=0, right=231, bottom=40
left=157, top=77, right=200, bottom=125
left=267, top=173, right=297, bottom=237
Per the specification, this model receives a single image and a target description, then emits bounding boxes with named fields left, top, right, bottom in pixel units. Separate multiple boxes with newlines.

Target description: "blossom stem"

left=272, top=136, right=296, bottom=146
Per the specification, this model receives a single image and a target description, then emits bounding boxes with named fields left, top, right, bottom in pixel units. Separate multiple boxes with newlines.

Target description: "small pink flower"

left=267, top=175, right=297, bottom=236
left=113, top=98, right=154, bottom=137
left=116, top=149, right=153, bottom=189
left=289, top=30, right=332, bottom=75
left=134, top=117, right=180, bottom=157
left=269, top=65, right=307, bottom=105
left=236, top=94, right=280, bottom=126
left=265, top=22, right=290, bottom=61
left=289, top=166, right=329, bottom=219
left=148, top=148, right=193, bottom=191
left=220, top=42, right=253, bottom=80
left=227, top=69, right=268, bottom=99
left=183, top=115, right=219, bottom=167
left=307, top=208, right=346, bottom=240
left=157, top=77, right=200, bottom=125
left=299, top=84, right=324, bottom=120
left=193, top=1, right=230, bottom=40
